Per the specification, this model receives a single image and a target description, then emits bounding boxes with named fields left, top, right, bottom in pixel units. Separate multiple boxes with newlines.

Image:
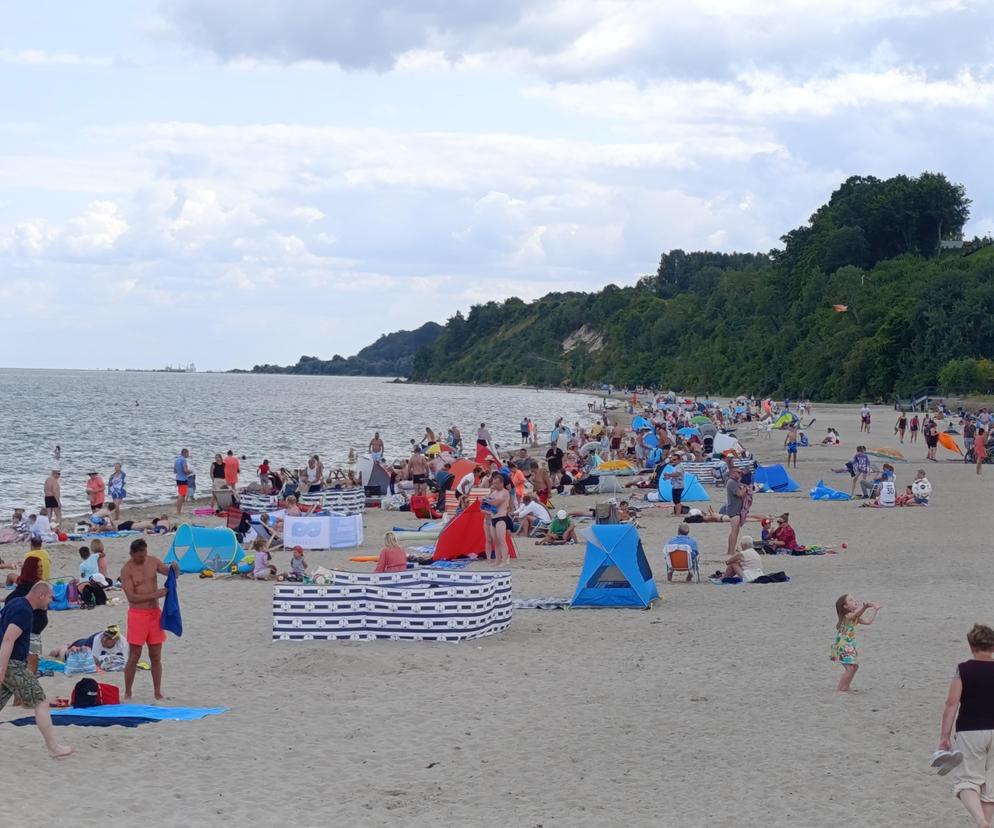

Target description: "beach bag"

left=50, top=582, right=71, bottom=611
left=71, top=677, right=100, bottom=707
left=65, top=647, right=97, bottom=675
left=66, top=580, right=80, bottom=606
left=97, top=683, right=120, bottom=704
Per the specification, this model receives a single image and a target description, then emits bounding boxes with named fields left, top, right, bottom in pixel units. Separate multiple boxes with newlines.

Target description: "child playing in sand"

left=831, top=594, right=882, bottom=692
left=288, top=545, right=308, bottom=581
left=250, top=538, right=276, bottom=580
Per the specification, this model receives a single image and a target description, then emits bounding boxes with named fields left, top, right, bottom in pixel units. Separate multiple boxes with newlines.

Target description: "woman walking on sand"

left=975, top=429, right=987, bottom=475
left=936, top=624, right=994, bottom=827
left=909, top=414, right=920, bottom=444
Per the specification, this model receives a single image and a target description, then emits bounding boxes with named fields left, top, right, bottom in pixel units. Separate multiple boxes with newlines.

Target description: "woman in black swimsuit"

left=209, top=453, right=226, bottom=509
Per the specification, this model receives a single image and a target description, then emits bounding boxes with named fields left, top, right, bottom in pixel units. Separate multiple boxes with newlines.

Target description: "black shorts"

left=491, top=515, right=513, bottom=531
left=44, top=496, right=59, bottom=509
left=412, top=474, right=428, bottom=485
left=671, top=487, right=684, bottom=505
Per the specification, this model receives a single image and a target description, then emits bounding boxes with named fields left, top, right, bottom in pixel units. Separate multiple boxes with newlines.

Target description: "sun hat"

left=557, top=509, right=568, bottom=520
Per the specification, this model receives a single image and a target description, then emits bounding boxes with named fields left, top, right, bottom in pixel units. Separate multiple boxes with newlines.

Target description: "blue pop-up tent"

left=631, top=416, right=652, bottom=431
left=643, top=433, right=659, bottom=448
left=657, top=466, right=710, bottom=502
left=753, top=464, right=800, bottom=493
left=164, top=525, right=244, bottom=573
left=570, top=524, right=659, bottom=608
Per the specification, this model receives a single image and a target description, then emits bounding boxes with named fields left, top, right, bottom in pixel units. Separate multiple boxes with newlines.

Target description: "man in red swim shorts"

left=120, top=538, right=178, bottom=700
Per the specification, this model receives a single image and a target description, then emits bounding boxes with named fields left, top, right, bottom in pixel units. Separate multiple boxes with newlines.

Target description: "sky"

left=4, top=0, right=994, bottom=370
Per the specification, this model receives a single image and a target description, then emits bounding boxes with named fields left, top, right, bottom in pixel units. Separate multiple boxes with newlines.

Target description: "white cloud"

left=0, top=48, right=113, bottom=67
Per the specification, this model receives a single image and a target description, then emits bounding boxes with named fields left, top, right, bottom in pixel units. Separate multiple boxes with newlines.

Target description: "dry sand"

left=2, top=402, right=988, bottom=827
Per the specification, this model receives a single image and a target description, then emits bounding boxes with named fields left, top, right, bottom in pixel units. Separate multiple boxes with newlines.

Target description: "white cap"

left=557, top=509, right=568, bottom=520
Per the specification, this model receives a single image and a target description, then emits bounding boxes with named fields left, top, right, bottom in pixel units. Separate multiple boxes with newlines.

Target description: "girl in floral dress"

left=831, top=594, right=883, bottom=692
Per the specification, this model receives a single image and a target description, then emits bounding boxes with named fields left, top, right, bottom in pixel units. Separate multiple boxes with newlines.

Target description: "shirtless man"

left=43, top=470, right=62, bottom=528
left=407, top=446, right=429, bottom=496
left=368, top=432, right=385, bottom=461
left=483, top=472, right=512, bottom=566
left=120, top=538, right=178, bottom=700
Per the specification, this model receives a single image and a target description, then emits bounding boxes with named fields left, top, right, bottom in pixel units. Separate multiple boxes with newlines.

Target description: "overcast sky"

left=4, top=0, right=994, bottom=369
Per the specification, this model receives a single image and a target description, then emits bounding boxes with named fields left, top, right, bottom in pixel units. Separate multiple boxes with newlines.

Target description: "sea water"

left=0, top=370, right=593, bottom=515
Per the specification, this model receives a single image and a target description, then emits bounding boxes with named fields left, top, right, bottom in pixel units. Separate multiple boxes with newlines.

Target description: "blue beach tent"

left=164, top=525, right=244, bottom=574
left=643, top=433, right=659, bottom=449
left=657, top=466, right=710, bottom=502
left=631, top=416, right=652, bottom=431
left=676, top=427, right=702, bottom=439
left=753, top=464, right=800, bottom=493
left=570, top=524, right=659, bottom=608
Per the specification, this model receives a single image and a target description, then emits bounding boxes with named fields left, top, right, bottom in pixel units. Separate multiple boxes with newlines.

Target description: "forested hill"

left=244, top=322, right=443, bottom=376
left=412, top=173, right=994, bottom=400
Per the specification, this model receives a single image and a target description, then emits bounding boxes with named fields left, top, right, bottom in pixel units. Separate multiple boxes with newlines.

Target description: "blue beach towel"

left=7, top=705, right=227, bottom=728
left=161, top=568, right=183, bottom=637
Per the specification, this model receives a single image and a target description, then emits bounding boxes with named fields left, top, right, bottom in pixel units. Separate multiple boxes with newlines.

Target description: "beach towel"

left=709, top=574, right=790, bottom=585
left=161, top=568, right=183, bottom=637
left=429, top=560, right=469, bottom=569
left=67, top=530, right=141, bottom=541
left=511, top=597, right=571, bottom=610
left=7, top=705, right=227, bottom=728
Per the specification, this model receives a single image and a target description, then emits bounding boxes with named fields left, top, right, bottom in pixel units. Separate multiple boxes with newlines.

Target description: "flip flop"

left=137, top=661, right=151, bottom=671
left=930, top=750, right=963, bottom=775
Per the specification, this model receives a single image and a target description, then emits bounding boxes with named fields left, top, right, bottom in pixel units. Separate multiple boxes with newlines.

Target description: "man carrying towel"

left=120, top=538, right=178, bottom=701
left=0, top=581, right=73, bottom=758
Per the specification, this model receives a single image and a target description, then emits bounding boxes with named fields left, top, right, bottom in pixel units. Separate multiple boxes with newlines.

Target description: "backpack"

left=81, top=583, right=107, bottom=607
left=71, top=677, right=100, bottom=708
left=70, top=678, right=119, bottom=708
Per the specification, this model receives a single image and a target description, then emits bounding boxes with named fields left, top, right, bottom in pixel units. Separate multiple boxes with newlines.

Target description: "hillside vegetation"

left=246, top=322, right=443, bottom=377
left=412, top=173, right=994, bottom=400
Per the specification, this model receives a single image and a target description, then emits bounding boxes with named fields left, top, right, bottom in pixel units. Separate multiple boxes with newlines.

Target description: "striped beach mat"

left=272, top=569, right=512, bottom=642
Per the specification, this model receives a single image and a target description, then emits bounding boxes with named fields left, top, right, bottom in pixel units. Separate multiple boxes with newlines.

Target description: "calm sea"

left=0, top=370, right=592, bottom=516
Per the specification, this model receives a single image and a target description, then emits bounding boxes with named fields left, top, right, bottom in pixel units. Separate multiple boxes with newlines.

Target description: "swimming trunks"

left=491, top=515, right=513, bottom=531
left=412, top=474, right=428, bottom=485
left=127, top=607, right=166, bottom=647
left=44, top=496, right=59, bottom=509
left=787, top=442, right=798, bottom=454
left=671, top=487, right=684, bottom=505
left=176, top=482, right=188, bottom=496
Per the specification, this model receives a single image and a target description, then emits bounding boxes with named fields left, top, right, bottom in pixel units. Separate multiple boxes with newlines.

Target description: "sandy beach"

left=2, top=401, right=988, bottom=827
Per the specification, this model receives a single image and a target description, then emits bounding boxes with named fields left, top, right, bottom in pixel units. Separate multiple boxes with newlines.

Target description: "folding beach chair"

left=214, top=487, right=236, bottom=512
left=663, top=543, right=700, bottom=582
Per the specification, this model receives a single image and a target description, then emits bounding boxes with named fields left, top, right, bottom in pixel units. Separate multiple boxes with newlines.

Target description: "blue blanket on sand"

left=7, top=705, right=227, bottom=728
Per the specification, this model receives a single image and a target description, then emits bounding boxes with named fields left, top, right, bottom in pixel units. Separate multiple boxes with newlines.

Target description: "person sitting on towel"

left=374, top=532, right=408, bottom=573
left=513, top=494, right=551, bottom=536
left=536, top=510, right=578, bottom=545
left=89, top=502, right=118, bottom=531
left=762, top=513, right=799, bottom=554
left=717, top=535, right=764, bottom=582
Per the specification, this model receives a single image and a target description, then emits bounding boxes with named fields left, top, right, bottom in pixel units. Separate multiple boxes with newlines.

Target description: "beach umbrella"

left=937, top=433, right=963, bottom=455
left=643, top=433, right=659, bottom=449
left=425, top=443, right=454, bottom=457
left=631, top=416, right=652, bottom=432
left=677, top=427, right=702, bottom=439
left=712, top=433, right=742, bottom=455
left=579, top=441, right=602, bottom=456
left=594, top=460, right=638, bottom=475
left=690, top=415, right=711, bottom=425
